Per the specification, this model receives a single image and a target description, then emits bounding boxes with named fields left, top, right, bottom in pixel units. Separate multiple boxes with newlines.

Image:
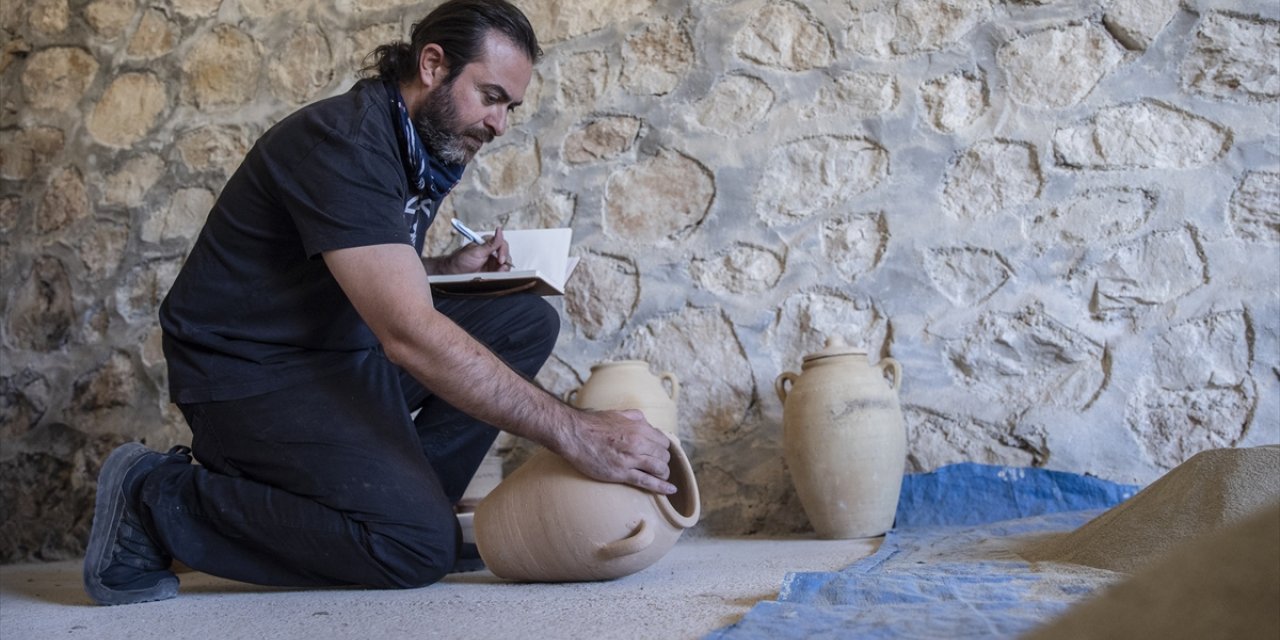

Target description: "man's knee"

left=364, top=514, right=459, bottom=589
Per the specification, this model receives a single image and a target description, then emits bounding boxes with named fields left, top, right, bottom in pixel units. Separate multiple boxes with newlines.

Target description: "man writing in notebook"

left=84, top=0, right=674, bottom=605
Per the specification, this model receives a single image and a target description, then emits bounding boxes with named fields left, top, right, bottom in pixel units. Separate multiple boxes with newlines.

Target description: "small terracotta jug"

left=776, top=337, right=906, bottom=539
left=473, top=434, right=700, bottom=582
left=564, top=360, right=680, bottom=437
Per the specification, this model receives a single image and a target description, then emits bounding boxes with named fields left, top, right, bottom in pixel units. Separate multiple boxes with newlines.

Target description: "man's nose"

left=486, top=107, right=508, bottom=137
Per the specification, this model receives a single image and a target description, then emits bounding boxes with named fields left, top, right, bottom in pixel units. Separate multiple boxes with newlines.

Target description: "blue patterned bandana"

left=384, top=81, right=465, bottom=196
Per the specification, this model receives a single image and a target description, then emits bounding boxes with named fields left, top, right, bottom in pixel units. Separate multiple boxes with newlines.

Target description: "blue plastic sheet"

left=707, top=464, right=1140, bottom=640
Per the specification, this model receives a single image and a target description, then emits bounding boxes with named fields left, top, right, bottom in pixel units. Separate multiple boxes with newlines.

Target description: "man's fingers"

left=629, top=470, right=676, bottom=495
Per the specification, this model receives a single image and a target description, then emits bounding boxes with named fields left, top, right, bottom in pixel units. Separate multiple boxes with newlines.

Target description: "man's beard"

left=413, top=80, right=494, bottom=165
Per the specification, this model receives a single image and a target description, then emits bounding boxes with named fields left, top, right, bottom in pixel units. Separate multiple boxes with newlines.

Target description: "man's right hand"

left=555, top=409, right=677, bottom=495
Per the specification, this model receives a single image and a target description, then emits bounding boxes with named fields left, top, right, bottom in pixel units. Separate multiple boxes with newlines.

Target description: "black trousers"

left=140, top=293, right=559, bottom=588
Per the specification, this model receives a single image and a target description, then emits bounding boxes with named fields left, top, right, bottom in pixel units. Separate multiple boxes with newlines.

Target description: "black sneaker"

left=451, top=542, right=486, bottom=573
left=83, top=443, right=192, bottom=605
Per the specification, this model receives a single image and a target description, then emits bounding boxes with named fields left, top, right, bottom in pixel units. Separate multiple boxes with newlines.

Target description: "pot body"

left=474, top=434, right=700, bottom=582
left=564, top=360, right=680, bottom=437
left=776, top=351, right=906, bottom=539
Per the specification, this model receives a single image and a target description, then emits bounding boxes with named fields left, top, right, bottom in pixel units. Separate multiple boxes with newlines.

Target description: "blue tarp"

left=707, top=463, right=1141, bottom=640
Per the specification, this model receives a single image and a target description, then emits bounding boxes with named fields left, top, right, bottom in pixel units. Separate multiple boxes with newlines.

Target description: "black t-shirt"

left=160, top=80, right=439, bottom=404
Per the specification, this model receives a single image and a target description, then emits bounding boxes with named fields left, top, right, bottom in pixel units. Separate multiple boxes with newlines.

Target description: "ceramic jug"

left=775, top=337, right=906, bottom=539
left=473, top=433, right=700, bottom=582
left=564, top=360, right=680, bottom=437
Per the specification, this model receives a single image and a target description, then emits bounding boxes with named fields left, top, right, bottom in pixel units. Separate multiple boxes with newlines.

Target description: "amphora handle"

left=775, top=371, right=799, bottom=403
left=598, top=518, right=654, bottom=559
left=659, top=372, right=680, bottom=403
left=562, top=387, right=579, bottom=406
left=878, top=358, right=902, bottom=392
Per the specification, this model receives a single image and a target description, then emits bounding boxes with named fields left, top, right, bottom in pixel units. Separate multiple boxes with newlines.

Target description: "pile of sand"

left=1021, top=445, right=1280, bottom=640
left=1021, top=445, right=1279, bottom=573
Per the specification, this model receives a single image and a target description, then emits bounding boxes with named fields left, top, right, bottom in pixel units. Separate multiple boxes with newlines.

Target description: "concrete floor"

left=0, top=536, right=880, bottom=640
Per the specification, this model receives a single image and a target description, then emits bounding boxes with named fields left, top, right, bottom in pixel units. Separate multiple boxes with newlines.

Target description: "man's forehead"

left=463, top=33, right=533, bottom=100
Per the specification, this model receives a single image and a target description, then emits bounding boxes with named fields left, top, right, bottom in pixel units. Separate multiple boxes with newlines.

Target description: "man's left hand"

left=446, top=226, right=512, bottom=274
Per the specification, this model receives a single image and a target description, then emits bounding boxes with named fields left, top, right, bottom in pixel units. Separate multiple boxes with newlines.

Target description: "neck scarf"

left=384, top=81, right=464, bottom=199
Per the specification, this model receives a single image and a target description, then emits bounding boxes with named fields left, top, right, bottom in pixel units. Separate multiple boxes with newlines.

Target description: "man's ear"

left=418, top=43, right=448, bottom=90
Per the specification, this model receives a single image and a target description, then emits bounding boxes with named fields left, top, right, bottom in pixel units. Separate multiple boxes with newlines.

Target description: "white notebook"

left=427, top=228, right=580, bottom=296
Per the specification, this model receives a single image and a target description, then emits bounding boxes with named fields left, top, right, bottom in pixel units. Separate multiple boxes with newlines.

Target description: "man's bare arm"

left=323, top=242, right=675, bottom=494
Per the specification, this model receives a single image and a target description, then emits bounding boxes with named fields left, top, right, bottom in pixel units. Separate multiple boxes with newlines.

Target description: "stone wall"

left=1, top=0, right=1277, bottom=561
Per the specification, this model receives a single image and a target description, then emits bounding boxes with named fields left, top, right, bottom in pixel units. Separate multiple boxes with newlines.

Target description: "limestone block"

left=844, top=8, right=895, bottom=59
left=172, top=0, right=220, bottom=19
left=564, top=252, right=639, bottom=339
left=946, top=305, right=1105, bottom=411
left=1153, top=311, right=1249, bottom=390
left=770, top=290, right=888, bottom=367
left=1053, top=101, right=1231, bottom=170
left=37, top=167, right=89, bottom=234
left=141, top=326, right=166, bottom=368
left=943, top=140, right=1042, bottom=220
left=499, top=190, right=576, bottom=230
left=0, top=371, right=50, bottom=440
left=1103, top=0, right=1180, bottom=51
left=114, top=258, right=182, bottom=323
left=143, top=188, right=213, bottom=243
left=694, top=74, right=773, bottom=136
left=2, top=37, right=31, bottom=74
left=620, top=19, right=693, bottom=96
left=0, top=126, right=64, bottom=181
left=21, top=47, right=99, bottom=112
left=28, top=0, right=69, bottom=35
left=1026, top=187, right=1155, bottom=246
left=804, top=71, right=897, bottom=119
left=923, top=246, right=1013, bottom=306
left=998, top=23, right=1124, bottom=109
left=72, top=352, right=139, bottom=414
left=347, top=23, right=401, bottom=77
left=604, top=149, right=714, bottom=244
left=892, top=0, right=992, bottom=55
left=87, top=72, right=167, bottom=147
left=103, top=154, right=164, bottom=207
left=690, top=243, right=784, bottom=295
left=756, top=136, right=889, bottom=225
left=176, top=125, right=251, bottom=177
left=563, top=116, right=641, bottom=164
left=1127, top=381, right=1254, bottom=469
left=78, top=222, right=129, bottom=278
left=1183, top=12, right=1280, bottom=103
left=523, top=0, right=657, bottom=43
left=239, top=0, right=294, bottom=19
left=0, top=197, right=17, bottom=233
left=511, top=71, right=542, bottom=128
left=7, top=256, right=73, bottom=351
left=558, top=51, right=610, bottom=111
left=127, top=9, right=177, bottom=59
left=182, top=25, right=261, bottom=109
left=920, top=70, right=987, bottom=133
left=475, top=140, right=540, bottom=198
left=735, top=0, right=834, bottom=71
left=621, top=307, right=754, bottom=442
left=1088, top=229, right=1206, bottom=317
left=85, top=0, right=137, bottom=39
left=269, top=24, right=333, bottom=105
left=821, top=212, right=886, bottom=280
left=334, top=0, right=431, bottom=15
left=905, top=407, right=1044, bottom=472
left=1228, top=171, right=1279, bottom=243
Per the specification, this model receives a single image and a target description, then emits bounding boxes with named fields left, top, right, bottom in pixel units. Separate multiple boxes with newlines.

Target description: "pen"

left=451, top=218, right=486, bottom=245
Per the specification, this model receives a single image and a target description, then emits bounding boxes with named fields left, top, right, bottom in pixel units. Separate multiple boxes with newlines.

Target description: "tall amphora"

left=564, top=360, right=680, bottom=437
left=775, top=337, right=906, bottom=539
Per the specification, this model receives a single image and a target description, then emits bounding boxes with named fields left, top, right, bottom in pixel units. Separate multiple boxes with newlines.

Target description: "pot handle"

left=775, top=371, right=798, bottom=403
left=599, top=519, right=654, bottom=559
left=878, top=358, right=902, bottom=392
left=659, top=372, right=680, bottom=404
left=562, top=387, right=579, bottom=406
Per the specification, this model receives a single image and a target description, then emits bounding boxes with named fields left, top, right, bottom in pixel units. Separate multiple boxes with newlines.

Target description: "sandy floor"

left=0, top=536, right=881, bottom=640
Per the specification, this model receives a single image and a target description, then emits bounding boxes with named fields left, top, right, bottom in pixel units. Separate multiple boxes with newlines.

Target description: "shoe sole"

left=83, top=443, right=179, bottom=606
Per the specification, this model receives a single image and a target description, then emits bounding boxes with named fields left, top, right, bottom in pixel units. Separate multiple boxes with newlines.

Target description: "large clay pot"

left=474, top=434, right=700, bottom=582
left=776, top=337, right=906, bottom=539
left=563, top=360, right=680, bottom=437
